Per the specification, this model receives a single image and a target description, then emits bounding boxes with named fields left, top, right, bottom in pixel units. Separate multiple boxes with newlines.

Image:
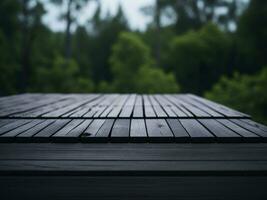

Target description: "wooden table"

left=0, top=94, right=267, bottom=199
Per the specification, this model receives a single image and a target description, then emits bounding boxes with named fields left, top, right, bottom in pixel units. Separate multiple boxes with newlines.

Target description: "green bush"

left=110, top=32, right=180, bottom=93
left=33, top=56, right=94, bottom=93
left=205, top=67, right=267, bottom=124
left=170, top=23, right=231, bottom=94
left=0, top=31, right=18, bottom=95
left=136, top=66, right=179, bottom=93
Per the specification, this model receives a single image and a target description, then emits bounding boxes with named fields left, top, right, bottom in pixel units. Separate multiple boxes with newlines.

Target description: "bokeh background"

left=0, top=0, right=266, bottom=123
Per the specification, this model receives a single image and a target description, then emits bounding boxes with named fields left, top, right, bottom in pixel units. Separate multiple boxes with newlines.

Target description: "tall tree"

left=235, top=0, right=267, bottom=73
left=141, top=0, right=167, bottom=67
left=143, top=0, right=247, bottom=34
left=0, top=0, right=20, bottom=95
left=51, top=0, right=91, bottom=59
left=110, top=32, right=179, bottom=93
left=88, top=4, right=129, bottom=82
left=170, top=23, right=231, bottom=94
left=154, top=0, right=162, bottom=67
left=19, top=0, right=45, bottom=92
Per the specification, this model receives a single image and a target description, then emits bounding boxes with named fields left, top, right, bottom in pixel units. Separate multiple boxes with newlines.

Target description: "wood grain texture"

left=0, top=93, right=267, bottom=200
left=110, top=119, right=130, bottom=142
left=180, top=119, right=215, bottom=142
left=130, top=119, right=147, bottom=142
left=146, top=119, right=174, bottom=142
left=0, top=94, right=266, bottom=143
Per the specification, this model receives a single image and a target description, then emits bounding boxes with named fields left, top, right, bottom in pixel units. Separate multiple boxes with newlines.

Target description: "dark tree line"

left=0, top=0, right=267, bottom=122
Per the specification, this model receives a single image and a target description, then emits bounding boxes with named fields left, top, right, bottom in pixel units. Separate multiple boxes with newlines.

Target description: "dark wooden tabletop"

left=1, top=94, right=267, bottom=199
left=0, top=93, right=266, bottom=143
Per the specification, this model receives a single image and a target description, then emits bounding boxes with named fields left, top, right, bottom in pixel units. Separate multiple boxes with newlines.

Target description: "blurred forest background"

left=0, top=0, right=266, bottom=123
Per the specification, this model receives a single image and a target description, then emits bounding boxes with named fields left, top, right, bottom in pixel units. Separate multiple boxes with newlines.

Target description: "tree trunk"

left=155, top=0, right=161, bottom=67
left=20, top=0, right=30, bottom=92
left=65, top=0, right=73, bottom=60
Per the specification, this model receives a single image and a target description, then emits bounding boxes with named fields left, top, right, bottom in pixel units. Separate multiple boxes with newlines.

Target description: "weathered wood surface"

left=1, top=94, right=267, bottom=199
left=0, top=94, right=250, bottom=118
left=0, top=93, right=266, bottom=143
left=1, top=143, right=267, bottom=174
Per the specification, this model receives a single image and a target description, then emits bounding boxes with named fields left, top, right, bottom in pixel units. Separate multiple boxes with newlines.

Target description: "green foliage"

left=110, top=32, right=152, bottom=92
left=72, top=26, right=93, bottom=78
left=136, top=66, right=179, bottom=93
left=170, top=23, right=231, bottom=94
left=0, top=31, right=18, bottom=95
left=110, top=32, right=179, bottom=93
left=0, top=0, right=266, bottom=112
left=96, top=81, right=114, bottom=93
left=89, top=4, right=129, bottom=82
left=33, top=56, right=94, bottom=93
left=236, top=0, right=267, bottom=73
left=205, top=67, right=267, bottom=124
left=144, top=0, right=244, bottom=34
left=0, top=0, right=20, bottom=95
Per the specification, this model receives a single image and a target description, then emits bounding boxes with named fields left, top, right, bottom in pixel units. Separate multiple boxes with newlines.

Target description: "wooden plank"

left=69, top=107, right=90, bottom=118
left=52, top=119, right=84, bottom=140
left=180, top=95, right=223, bottom=117
left=119, top=94, right=136, bottom=118
left=173, top=95, right=211, bottom=117
left=166, top=119, right=189, bottom=142
left=0, top=120, right=44, bottom=142
left=146, top=119, right=174, bottom=142
left=133, top=106, right=143, bottom=118
left=188, top=94, right=250, bottom=118
left=230, top=119, right=267, bottom=138
left=88, top=94, right=118, bottom=118
left=53, top=120, right=91, bottom=142
left=100, top=106, right=113, bottom=118
left=0, top=120, right=32, bottom=136
left=2, top=161, right=267, bottom=175
left=169, top=105, right=189, bottom=117
left=217, top=119, right=259, bottom=142
left=81, top=119, right=105, bottom=142
left=42, top=100, right=88, bottom=118
left=119, top=106, right=134, bottom=118
left=94, top=119, right=115, bottom=141
left=43, top=95, right=99, bottom=117
left=108, top=95, right=129, bottom=118
left=93, top=105, right=108, bottom=118
left=161, top=105, right=177, bottom=117
left=16, top=120, right=55, bottom=142
left=34, top=119, right=71, bottom=141
left=180, top=119, right=215, bottom=142
left=12, top=99, right=75, bottom=118
left=153, top=105, right=168, bottom=117
left=164, top=95, right=192, bottom=117
left=199, top=119, right=241, bottom=142
left=100, top=95, right=121, bottom=117
left=110, top=119, right=130, bottom=142
left=2, top=143, right=267, bottom=161
left=154, top=95, right=177, bottom=117
left=241, top=119, right=267, bottom=132
left=0, top=119, right=16, bottom=128
left=143, top=95, right=156, bottom=117
left=130, top=119, right=147, bottom=142
left=83, top=108, right=98, bottom=118
left=133, top=95, right=143, bottom=118
left=82, top=95, right=108, bottom=118
left=149, top=96, right=168, bottom=117
left=0, top=95, right=65, bottom=117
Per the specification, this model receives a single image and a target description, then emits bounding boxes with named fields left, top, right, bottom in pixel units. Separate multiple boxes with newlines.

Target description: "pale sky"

left=43, top=0, right=156, bottom=32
